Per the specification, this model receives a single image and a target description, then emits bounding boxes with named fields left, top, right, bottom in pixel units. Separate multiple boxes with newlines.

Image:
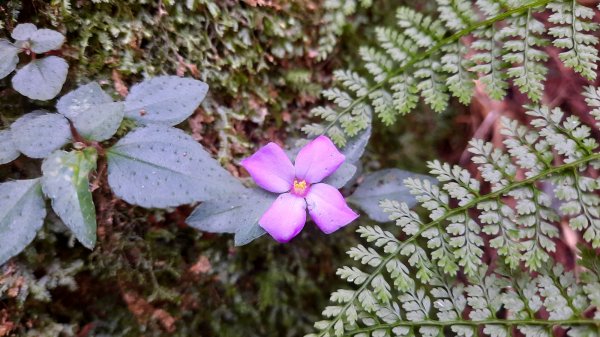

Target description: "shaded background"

left=0, top=1, right=598, bottom=336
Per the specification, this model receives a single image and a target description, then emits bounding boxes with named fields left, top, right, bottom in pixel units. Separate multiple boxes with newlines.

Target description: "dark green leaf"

left=12, top=56, right=69, bottom=100
left=57, top=82, right=124, bottom=141
left=41, top=149, right=98, bottom=249
left=10, top=111, right=71, bottom=159
left=0, top=130, right=19, bottom=164
left=124, top=76, right=209, bottom=126
left=0, top=179, right=46, bottom=266
left=0, top=39, right=19, bottom=79
left=107, top=125, right=245, bottom=208
left=186, top=188, right=276, bottom=246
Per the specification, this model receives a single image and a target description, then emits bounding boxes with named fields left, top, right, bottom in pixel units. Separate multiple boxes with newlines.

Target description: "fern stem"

left=319, top=152, right=600, bottom=336
left=322, top=0, right=554, bottom=135
left=522, top=9, right=533, bottom=92
left=571, top=168, right=596, bottom=233
left=348, top=318, right=600, bottom=335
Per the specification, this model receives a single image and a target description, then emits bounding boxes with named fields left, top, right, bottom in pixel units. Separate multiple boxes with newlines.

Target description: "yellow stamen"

left=293, top=179, right=307, bottom=195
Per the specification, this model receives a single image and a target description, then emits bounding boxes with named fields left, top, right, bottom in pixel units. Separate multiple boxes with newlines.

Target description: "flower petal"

left=295, top=135, right=345, bottom=183
left=241, top=142, right=295, bottom=193
left=259, top=193, right=307, bottom=243
left=306, top=183, right=359, bottom=234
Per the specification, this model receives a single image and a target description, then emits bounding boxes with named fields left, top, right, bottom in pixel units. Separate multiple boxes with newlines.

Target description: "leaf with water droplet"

left=57, top=82, right=124, bottom=141
left=347, top=168, right=437, bottom=222
left=11, top=111, right=71, bottom=159
left=186, top=187, right=275, bottom=246
left=124, top=76, right=209, bottom=126
left=0, top=129, right=20, bottom=164
left=12, top=56, right=68, bottom=100
left=107, top=125, right=245, bottom=208
left=0, top=179, right=46, bottom=266
left=0, top=39, right=19, bottom=80
left=41, top=148, right=98, bottom=249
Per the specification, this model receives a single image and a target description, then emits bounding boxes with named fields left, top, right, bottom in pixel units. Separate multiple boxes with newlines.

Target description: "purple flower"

left=241, top=136, right=359, bottom=243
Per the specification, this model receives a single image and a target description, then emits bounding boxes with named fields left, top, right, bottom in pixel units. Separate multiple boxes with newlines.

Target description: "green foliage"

left=0, top=1, right=369, bottom=335
left=41, top=149, right=98, bottom=249
left=0, top=23, right=68, bottom=100
left=305, top=0, right=600, bottom=146
left=123, top=76, right=208, bottom=126
left=107, top=124, right=245, bottom=208
left=57, top=82, right=124, bottom=141
left=317, top=0, right=373, bottom=61
left=10, top=111, right=72, bottom=158
left=310, top=87, right=600, bottom=336
left=312, top=264, right=598, bottom=337
left=0, top=179, right=46, bottom=266
left=0, top=76, right=236, bottom=264
left=19, top=1, right=315, bottom=102
left=187, top=187, right=275, bottom=246
left=347, top=169, right=435, bottom=222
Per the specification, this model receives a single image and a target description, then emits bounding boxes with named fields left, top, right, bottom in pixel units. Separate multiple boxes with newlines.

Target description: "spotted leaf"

left=12, top=56, right=69, bottom=100
left=0, top=179, right=46, bottom=266
left=57, top=82, right=124, bottom=141
left=0, top=130, right=20, bottom=164
left=187, top=188, right=277, bottom=246
left=10, top=111, right=71, bottom=159
left=107, top=125, right=245, bottom=208
left=124, top=76, right=208, bottom=126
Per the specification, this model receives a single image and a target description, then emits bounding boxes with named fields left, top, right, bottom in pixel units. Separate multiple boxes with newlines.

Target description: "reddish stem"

left=69, top=122, right=106, bottom=156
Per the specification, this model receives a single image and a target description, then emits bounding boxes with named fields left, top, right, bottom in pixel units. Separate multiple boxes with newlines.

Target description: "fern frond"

left=307, top=0, right=600, bottom=146
left=583, top=85, right=600, bottom=128
left=442, top=42, right=476, bottom=104
left=548, top=0, right=600, bottom=80
left=309, top=88, right=600, bottom=337
left=500, top=8, right=549, bottom=101
left=317, top=0, right=373, bottom=61
left=471, top=25, right=509, bottom=100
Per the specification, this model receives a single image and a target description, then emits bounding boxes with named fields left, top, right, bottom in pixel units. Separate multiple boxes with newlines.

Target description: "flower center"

left=291, top=179, right=309, bottom=197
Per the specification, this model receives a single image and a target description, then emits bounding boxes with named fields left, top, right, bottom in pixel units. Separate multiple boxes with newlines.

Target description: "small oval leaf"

left=0, top=130, right=20, bottom=164
left=0, top=39, right=19, bottom=79
left=29, top=29, right=65, bottom=53
left=57, top=82, right=124, bottom=141
left=187, top=187, right=276, bottom=246
left=124, top=76, right=209, bottom=126
left=348, top=168, right=436, bottom=222
left=41, top=149, right=98, bottom=249
left=0, top=179, right=46, bottom=266
left=107, top=125, right=245, bottom=208
left=11, top=112, right=71, bottom=159
left=12, top=56, right=69, bottom=100
left=11, top=23, right=37, bottom=41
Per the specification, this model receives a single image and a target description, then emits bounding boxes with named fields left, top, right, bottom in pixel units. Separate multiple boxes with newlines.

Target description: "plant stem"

left=349, top=318, right=600, bottom=335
